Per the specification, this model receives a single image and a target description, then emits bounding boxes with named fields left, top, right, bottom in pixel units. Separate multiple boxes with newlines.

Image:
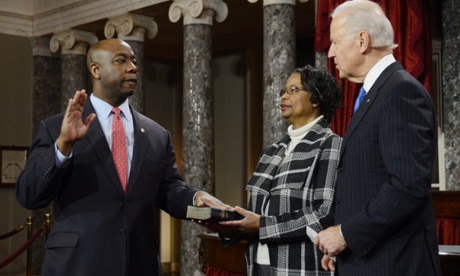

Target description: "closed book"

left=186, top=206, right=244, bottom=222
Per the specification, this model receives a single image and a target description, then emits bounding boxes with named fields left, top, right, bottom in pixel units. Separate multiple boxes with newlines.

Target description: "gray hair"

left=331, top=0, right=397, bottom=49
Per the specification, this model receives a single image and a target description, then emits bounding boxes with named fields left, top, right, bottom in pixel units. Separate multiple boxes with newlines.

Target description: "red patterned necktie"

left=112, top=107, right=128, bottom=192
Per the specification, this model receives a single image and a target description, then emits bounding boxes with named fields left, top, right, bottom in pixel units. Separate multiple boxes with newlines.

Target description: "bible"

left=186, top=206, right=244, bottom=222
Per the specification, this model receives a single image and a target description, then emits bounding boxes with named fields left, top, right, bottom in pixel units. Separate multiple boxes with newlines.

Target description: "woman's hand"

left=218, top=206, right=260, bottom=234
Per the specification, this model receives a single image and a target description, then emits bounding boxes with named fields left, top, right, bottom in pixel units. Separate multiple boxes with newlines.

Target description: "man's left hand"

left=315, top=225, right=347, bottom=256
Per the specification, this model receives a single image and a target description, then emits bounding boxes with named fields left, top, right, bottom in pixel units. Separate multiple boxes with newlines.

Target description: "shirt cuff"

left=55, top=143, right=72, bottom=168
left=192, top=192, right=198, bottom=206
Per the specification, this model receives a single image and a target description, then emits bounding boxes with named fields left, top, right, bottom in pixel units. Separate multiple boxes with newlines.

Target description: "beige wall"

left=0, top=34, right=33, bottom=146
left=0, top=33, right=33, bottom=275
left=213, top=53, right=246, bottom=207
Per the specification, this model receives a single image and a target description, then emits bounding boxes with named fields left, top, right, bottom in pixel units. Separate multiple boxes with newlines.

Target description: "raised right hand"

left=56, top=90, right=96, bottom=156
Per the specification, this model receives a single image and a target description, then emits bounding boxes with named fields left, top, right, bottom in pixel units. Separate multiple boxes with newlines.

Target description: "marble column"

left=315, top=52, right=328, bottom=71
left=28, top=36, right=62, bottom=275
left=50, top=29, right=98, bottom=111
left=442, top=0, right=460, bottom=190
left=169, top=0, right=227, bottom=274
left=249, top=0, right=307, bottom=146
left=105, top=13, right=158, bottom=113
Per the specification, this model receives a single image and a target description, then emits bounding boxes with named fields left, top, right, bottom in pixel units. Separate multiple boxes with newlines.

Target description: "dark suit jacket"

left=334, top=62, right=442, bottom=275
left=16, top=102, right=198, bottom=275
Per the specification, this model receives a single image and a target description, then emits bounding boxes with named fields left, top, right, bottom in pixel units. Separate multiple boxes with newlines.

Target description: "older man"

left=315, top=1, right=441, bottom=275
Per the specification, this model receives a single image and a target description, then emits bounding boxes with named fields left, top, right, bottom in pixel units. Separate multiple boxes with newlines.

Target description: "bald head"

left=86, top=38, right=138, bottom=106
left=87, top=39, right=133, bottom=70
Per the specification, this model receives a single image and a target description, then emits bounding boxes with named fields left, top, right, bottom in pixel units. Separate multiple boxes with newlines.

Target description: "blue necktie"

left=353, top=87, right=367, bottom=113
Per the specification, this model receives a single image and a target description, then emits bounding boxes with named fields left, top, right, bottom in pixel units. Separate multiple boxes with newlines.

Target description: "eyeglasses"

left=279, top=85, right=306, bottom=97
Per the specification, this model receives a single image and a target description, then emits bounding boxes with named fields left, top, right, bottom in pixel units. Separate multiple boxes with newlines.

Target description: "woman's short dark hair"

left=292, top=65, right=341, bottom=122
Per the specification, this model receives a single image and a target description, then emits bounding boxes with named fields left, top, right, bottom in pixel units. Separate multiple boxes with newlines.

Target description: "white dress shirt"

left=55, top=94, right=134, bottom=177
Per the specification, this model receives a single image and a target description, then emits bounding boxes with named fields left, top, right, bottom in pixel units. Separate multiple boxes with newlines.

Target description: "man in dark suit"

left=16, top=38, right=229, bottom=275
left=315, top=1, right=442, bottom=275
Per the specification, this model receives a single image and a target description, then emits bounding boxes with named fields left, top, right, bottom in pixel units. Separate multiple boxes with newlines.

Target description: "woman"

left=221, top=65, right=342, bottom=275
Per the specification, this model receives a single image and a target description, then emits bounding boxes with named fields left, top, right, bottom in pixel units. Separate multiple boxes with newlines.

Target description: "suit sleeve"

left=16, top=120, right=69, bottom=209
left=259, top=134, right=341, bottom=243
left=155, top=131, right=199, bottom=219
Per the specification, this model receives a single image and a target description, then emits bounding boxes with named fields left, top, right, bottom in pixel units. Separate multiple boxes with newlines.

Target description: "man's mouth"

left=124, top=78, right=137, bottom=85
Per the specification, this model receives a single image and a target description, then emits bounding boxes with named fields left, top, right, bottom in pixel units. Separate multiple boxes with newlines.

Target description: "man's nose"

left=128, top=61, right=138, bottom=73
left=327, top=46, right=335, bottom=58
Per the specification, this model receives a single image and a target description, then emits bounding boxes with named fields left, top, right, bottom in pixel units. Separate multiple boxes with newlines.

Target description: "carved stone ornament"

left=169, top=0, right=228, bottom=25
left=50, top=29, right=98, bottom=54
left=104, top=13, right=158, bottom=41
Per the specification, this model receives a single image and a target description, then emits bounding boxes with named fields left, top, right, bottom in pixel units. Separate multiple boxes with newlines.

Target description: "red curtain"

left=206, top=266, right=247, bottom=276
left=436, top=218, right=460, bottom=245
left=315, top=0, right=432, bottom=137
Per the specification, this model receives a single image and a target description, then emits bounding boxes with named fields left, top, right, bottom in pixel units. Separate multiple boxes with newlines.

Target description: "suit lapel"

left=83, top=102, right=125, bottom=194
left=340, top=62, right=403, bottom=158
left=127, top=109, right=150, bottom=193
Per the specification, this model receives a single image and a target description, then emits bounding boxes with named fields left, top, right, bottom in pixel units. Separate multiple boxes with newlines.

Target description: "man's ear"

left=358, top=31, right=370, bottom=53
left=90, top=63, right=101, bottom=79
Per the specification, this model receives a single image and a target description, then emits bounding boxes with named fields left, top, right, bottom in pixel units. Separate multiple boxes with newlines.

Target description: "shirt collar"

left=90, top=93, right=132, bottom=122
left=363, top=54, right=396, bottom=93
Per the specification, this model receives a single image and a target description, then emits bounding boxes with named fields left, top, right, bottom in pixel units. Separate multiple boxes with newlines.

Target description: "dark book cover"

left=186, top=206, right=244, bottom=222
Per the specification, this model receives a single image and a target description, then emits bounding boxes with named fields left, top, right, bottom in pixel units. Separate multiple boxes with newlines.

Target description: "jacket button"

left=120, top=229, right=126, bottom=235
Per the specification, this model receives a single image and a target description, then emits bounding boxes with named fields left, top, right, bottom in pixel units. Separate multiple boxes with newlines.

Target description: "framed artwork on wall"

left=1, top=146, right=28, bottom=187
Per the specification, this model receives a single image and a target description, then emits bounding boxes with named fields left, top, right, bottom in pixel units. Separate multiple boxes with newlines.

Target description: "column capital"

left=104, top=13, right=158, bottom=42
left=30, top=37, right=55, bottom=57
left=248, top=0, right=309, bottom=5
left=169, top=0, right=228, bottom=26
left=50, top=29, right=98, bottom=55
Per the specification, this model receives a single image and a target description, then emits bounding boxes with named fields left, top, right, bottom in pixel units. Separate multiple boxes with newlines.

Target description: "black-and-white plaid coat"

left=246, top=120, right=341, bottom=275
